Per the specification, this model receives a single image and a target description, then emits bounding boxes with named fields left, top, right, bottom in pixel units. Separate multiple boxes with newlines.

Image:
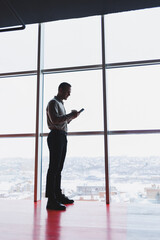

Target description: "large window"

left=0, top=76, right=36, bottom=134
left=106, top=65, right=160, bottom=131
left=105, top=8, right=160, bottom=204
left=0, top=8, right=160, bottom=203
left=42, top=16, right=105, bottom=201
left=43, top=70, right=103, bottom=133
left=109, top=134, right=160, bottom=203
left=105, top=8, right=160, bottom=63
left=0, top=138, right=35, bottom=199
left=42, top=135, right=105, bottom=201
left=0, top=24, right=37, bottom=200
left=44, top=16, right=102, bottom=68
left=0, top=24, right=38, bottom=73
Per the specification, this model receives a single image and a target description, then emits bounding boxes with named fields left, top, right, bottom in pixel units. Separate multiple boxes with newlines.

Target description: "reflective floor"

left=0, top=199, right=160, bottom=240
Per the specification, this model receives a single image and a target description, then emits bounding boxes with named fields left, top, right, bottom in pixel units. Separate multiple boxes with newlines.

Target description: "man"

left=45, top=82, right=80, bottom=210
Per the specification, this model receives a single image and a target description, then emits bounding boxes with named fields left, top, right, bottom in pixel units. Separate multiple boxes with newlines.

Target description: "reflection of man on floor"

left=45, top=82, right=80, bottom=210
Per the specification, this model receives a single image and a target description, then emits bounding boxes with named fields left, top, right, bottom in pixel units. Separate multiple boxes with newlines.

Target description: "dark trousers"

left=45, top=129, right=67, bottom=200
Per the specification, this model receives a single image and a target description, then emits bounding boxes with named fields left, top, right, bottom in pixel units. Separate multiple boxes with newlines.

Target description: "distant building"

left=145, top=185, right=160, bottom=200
left=77, top=186, right=105, bottom=196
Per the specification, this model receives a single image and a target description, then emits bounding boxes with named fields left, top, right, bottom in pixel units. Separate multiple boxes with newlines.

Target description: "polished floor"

left=0, top=199, right=160, bottom=240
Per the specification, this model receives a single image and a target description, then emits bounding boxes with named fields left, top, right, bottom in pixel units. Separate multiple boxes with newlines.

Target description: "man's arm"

left=67, top=110, right=80, bottom=124
left=47, top=100, right=78, bottom=124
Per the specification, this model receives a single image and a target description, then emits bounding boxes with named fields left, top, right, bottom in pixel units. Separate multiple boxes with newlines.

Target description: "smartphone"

left=79, top=108, right=84, bottom=113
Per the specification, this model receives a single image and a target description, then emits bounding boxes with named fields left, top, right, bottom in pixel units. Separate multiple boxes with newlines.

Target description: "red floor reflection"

left=0, top=199, right=159, bottom=240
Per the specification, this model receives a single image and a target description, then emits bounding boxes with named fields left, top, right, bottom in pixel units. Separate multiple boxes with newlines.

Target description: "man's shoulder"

left=47, top=97, right=63, bottom=109
left=47, top=97, right=56, bottom=108
left=49, top=97, right=59, bottom=104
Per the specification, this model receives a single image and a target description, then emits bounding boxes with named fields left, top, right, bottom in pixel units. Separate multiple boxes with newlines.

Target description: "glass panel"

left=105, top=7, right=160, bottom=63
left=43, top=70, right=103, bottom=133
left=0, top=137, right=35, bottom=199
left=42, top=135, right=105, bottom=201
left=107, top=65, right=160, bottom=130
left=109, top=134, right=160, bottom=204
left=0, top=24, right=38, bottom=73
left=44, top=16, right=102, bottom=68
left=0, top=75, right=36, bottom=134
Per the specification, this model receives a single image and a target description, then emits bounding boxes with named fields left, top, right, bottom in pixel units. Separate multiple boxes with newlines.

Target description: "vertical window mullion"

left=101, top=15, right=110, bottom=204
left=34, top=23, right=44, bottom=201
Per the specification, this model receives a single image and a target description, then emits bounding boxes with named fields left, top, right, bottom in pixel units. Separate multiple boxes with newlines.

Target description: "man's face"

left=61, top=87, right=71, bottom=100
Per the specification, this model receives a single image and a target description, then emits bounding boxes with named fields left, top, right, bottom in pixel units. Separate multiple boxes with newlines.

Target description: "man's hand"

left=71, top=110, right=80, bottom=119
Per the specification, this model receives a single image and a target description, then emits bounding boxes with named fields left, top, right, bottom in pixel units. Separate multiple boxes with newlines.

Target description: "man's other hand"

left=71, top=110, right=80, bottom=119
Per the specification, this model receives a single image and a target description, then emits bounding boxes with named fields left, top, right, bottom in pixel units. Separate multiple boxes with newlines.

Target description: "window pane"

left=44, top=16, right=102, bottom=68
left=109, top=134, right=160, bottom=204
left=0, top=138, right=35, bottom=199
left=0, top=24, right=38, bottom=73
left=43, top=70, right=103, bottom=132
left=42, top=135, right=105, bottom=201
left=105, top=8, right=160, bottom=63
left=107, top=65, right=160, bottom=130
left=0, top=76, right=36, bottom=134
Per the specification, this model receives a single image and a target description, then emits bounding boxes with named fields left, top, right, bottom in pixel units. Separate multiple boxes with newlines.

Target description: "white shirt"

left=46, top=96, right=73, bottom=132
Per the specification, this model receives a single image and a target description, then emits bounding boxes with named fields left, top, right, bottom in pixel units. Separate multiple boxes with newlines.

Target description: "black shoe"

left=57, top=194, right=74, bottom=204
left=46, top=200, right=66, bottom=210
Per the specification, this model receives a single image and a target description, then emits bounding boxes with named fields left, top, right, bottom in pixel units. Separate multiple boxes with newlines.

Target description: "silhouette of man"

left=45, top=82, right=80, bottom=210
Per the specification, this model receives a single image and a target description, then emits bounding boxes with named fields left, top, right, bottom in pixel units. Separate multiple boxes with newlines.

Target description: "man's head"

left=58, top=82, right=71, bottom=100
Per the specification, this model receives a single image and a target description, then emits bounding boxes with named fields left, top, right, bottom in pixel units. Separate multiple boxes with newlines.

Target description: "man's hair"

left=58, top=82, right=71, bottom=91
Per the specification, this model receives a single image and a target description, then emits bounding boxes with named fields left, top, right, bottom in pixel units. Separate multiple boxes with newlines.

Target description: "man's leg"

left=55, top=133, right=67, bottom=197
left=55, top=134, right=74, bottom=204
left=45, top=131, right=66, bottom=210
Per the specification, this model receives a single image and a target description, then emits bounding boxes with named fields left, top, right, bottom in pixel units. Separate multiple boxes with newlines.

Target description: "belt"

left=51, top=129, right=67, bottom=135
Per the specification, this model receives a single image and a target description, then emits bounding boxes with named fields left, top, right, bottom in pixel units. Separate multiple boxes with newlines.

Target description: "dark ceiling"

left=1, top=0, right=160, bottom=28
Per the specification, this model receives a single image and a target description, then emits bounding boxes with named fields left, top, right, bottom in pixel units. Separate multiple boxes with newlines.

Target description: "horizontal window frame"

left=1, top=129, right=160, bottom=139
left=0, top=70, right=37, bottom=78
left=1, top=58, right=160, bottom=78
